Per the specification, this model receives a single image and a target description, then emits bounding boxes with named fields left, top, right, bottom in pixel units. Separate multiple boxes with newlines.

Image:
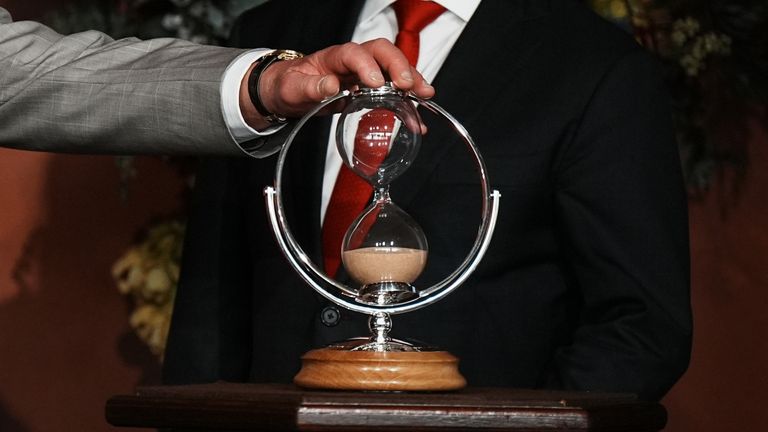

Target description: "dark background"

left=0, top=1, right=766, bottom=431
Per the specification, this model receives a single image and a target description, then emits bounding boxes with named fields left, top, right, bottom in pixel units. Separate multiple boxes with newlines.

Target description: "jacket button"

left=320, top=306, right=341, bottom=327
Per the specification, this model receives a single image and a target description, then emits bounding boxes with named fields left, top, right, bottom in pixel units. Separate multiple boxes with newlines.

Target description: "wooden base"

left=294, top=348, right=467, bottom=391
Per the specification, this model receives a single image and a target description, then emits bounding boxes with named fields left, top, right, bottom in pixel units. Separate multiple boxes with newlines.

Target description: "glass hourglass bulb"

left=335, top=85, right=422, bottom=186
left=342, top=189, right=428, bottom=304
left=335, top=85, right=428, bottom=305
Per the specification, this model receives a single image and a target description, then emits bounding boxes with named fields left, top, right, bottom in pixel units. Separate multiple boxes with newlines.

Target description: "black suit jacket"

left=164, top=0, right=692, bottom=401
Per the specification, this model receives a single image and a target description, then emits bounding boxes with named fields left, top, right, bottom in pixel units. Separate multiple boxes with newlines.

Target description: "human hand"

left=240, top=39, right=434, bottom=130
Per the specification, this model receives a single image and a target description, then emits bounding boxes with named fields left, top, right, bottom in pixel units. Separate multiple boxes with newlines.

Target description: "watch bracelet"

left=247, top=49, right=305, bottom=124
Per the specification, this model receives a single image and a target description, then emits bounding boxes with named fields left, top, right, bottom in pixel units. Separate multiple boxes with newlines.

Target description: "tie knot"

left=392, top=0, right=446, bottom=34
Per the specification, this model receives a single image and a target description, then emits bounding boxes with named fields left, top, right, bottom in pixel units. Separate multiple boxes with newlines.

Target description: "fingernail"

left=369, top=71, right=385, bottom=83
left=400, top=71, right=414, bottom=82
left=317, top=75, right=328, bottom=95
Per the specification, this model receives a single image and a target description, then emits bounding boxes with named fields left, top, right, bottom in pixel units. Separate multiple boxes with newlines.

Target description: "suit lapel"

left=391, top=0, right=550, bottom=206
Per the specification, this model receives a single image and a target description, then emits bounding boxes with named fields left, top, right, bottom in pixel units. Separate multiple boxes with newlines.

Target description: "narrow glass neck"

left=373, top=186, right=391, bottom=203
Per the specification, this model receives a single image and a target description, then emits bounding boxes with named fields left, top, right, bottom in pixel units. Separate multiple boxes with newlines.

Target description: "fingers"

left=308, top=42, right=386, bottom=88
left=359, top=39, right=434, bottom=99
left=308, top=40, right=435, bottom=98
left=360, top=38, right=412, bottom=86
left=246, top=40, right=436, bottom=128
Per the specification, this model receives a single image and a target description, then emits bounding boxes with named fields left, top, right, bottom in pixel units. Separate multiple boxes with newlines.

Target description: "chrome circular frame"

left=264, top=89, right=501, bottom=316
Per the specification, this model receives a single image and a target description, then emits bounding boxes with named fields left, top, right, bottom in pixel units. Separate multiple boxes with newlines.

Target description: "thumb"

left=280, top=72, right=341, bottom=114
left=308, top=74, right=341, bottom=101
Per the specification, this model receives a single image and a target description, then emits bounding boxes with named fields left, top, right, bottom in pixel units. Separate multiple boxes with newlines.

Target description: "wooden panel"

left=105, top=383, right=666, bottom=431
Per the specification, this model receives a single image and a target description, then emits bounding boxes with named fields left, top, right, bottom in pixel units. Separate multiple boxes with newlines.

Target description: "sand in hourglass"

left=342, top=247, right=427, bottom=285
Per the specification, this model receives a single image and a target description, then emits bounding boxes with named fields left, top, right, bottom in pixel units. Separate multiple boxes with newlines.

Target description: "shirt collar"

left=359, top=0, right=481, bottom=25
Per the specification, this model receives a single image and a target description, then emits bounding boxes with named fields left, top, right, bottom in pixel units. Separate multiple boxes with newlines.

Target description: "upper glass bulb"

left=335, top=84, right=422, bottom=187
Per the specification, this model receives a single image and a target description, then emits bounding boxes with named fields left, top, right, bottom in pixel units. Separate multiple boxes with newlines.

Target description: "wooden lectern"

left=105, top=383, right=666, bottom=431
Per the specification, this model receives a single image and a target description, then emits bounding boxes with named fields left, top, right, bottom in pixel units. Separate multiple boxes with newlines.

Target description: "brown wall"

left=0, top=3, right=183, bottom=431
left=0, top=151, right=184, bottom=432
left=663, top=118, right=768, bottom=430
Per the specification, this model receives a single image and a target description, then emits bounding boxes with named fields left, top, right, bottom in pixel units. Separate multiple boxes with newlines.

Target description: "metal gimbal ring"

left=264, top=88, right=500, bottom=316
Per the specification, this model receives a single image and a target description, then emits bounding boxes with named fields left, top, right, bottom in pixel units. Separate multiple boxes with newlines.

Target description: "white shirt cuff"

left=220, top=48, right=287, bottom=144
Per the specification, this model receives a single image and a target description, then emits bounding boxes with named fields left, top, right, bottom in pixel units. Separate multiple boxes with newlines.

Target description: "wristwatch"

left=247, top=49, right=305, bottom=125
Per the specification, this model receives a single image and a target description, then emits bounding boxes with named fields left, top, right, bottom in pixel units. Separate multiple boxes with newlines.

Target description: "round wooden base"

left=294, top=348, right=467, bottom=391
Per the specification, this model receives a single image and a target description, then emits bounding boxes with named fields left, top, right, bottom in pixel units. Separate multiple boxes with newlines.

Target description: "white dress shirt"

left=319, top=0, right=482, bottom=224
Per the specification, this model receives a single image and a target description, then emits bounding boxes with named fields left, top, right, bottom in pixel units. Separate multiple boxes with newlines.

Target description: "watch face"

left=276, top=49, right=304, bottom=61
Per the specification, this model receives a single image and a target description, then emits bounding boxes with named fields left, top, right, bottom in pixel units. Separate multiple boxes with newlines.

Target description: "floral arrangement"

left=590, top=0, right=768, bottom=194
left=669, top=17, right=732, bottom=77
left=46, top=0, right=260, bottom=42
left=111, top=220, right=185, bottom=358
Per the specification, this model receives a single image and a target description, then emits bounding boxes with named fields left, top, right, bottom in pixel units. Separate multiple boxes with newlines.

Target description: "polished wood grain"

left=105, top=383, right=667, bottom=431
left=294, top=348, right=467, bottom=391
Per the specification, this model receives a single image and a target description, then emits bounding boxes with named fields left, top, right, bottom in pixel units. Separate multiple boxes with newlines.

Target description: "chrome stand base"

left=356, top=282, right=418, bottom=306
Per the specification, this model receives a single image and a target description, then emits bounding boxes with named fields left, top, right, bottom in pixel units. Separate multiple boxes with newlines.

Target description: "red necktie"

left=322, top=0, right=446, bottom=277
left=392, top=0, right=447, bottom=66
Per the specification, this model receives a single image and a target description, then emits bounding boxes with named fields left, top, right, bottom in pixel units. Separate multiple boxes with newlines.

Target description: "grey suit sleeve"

left=0, top=7, right=262, bottom=156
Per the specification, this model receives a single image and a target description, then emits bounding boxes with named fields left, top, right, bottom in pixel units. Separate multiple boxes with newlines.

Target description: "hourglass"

left=335, top=85, right=427, bottom=307
left=264, top=83, right=501, bottom=391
